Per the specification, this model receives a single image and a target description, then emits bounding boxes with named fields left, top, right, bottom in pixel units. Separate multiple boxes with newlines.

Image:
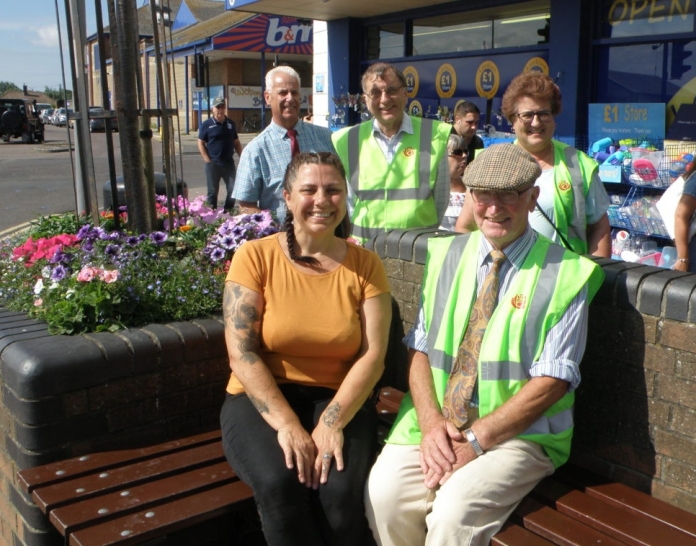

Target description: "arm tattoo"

left=248, top=394, right=269, bottom=414
left=223, top=283, right=261, bottom=364
left=322, top=402, right=341, bottom=428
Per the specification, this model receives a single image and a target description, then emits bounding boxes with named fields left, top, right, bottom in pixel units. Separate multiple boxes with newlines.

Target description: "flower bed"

left=0, top=196, right=278, bottom=335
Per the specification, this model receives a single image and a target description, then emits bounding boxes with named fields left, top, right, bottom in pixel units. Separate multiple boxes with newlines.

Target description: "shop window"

left=493, top=14, right=549, bottom=48
left=365, top=23, right=404, bottom=60
left=598, top=0, right=694, bottom=39
left=412, top=14, right=492, bottom=54
left=593, top=41, right=696, bottom=106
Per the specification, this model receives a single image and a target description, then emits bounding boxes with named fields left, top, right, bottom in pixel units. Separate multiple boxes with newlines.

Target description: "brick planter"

left=0, top=309, right=230, bottom=546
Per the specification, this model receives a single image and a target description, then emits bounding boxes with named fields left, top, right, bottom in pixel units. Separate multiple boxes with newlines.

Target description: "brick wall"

left=368, top=228, right=696, bottom=515
left=0, top=312, right=230, bottom=546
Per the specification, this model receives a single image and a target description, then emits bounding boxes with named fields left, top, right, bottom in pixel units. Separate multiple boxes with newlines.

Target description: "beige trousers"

left=365, top=438, right=554, bottom=546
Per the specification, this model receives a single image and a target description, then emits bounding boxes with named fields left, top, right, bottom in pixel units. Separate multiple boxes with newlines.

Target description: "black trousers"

left=220, top=384, right=378, bottom=546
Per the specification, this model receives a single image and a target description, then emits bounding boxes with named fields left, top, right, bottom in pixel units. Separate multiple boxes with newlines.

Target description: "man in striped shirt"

left=232, top=66, right=334, bottom=222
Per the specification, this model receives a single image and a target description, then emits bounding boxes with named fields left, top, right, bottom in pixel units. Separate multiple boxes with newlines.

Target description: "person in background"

left=673, top=162, right=696, bottom=272
left=366, top=144, right=604, bottom=546
left=221, top=152, right=391, bottom=546
left=455, top=72, right=612, bottom=258
left=197, top=97, right=243, bottom=211
left=451, top=100, right=484, bottom=163
left=439, top=133, right=468, bottom=231
left=332, top=62, right=451, bottom=243
left=232, top=66, right=334, bottom=222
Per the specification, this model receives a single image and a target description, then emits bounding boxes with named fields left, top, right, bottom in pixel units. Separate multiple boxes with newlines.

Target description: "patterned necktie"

left=442, top=249, right=507, bottom=429
left=287, top=129, right=300, bottom=157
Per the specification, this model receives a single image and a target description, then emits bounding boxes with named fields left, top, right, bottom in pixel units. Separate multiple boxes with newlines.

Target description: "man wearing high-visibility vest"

left=332, top=62, right=451, bottom=243
left=366, top=144, right=605, bottom=546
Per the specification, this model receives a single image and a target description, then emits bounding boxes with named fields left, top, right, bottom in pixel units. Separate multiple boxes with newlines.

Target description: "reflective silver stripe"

left=351, top=225, right=385, bottom=241
left=354, top=186, right=432, bottom=201
left=346, top=118, right=434, bottom=200
left=347, top=125, right=362, bottom=193
left=480, top=361, right=528, bottom=381
left=426, top=235, right=470, bottom=373
left=520, top=243, right=564, bottom=367
left=523, top=406, right=574, bottom=436
left=563, top=146, right=587, bottom=245
left=418, top=118, right=434, bottom=191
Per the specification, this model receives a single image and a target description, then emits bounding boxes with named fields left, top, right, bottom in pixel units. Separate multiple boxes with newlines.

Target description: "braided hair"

left=282, top=152, right=351, bottom=266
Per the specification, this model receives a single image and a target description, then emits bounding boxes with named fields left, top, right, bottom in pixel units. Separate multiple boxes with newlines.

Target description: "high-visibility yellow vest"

left=386, top=232, right=604, bottom=468
left=332, top=116, right=450, bottom=243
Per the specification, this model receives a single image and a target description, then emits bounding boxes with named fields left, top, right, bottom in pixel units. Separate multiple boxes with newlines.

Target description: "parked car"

left=88, top=107, right=118, bottom=132
left=0, top=98, right=44, bottom=143
left=53, top=108, right=73, bottom=127
left=40, top=108, right=55, bottom=125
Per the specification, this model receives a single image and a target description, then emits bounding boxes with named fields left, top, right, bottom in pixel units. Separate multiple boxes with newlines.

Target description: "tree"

left=0, top=81, right=20, bottom=95
left=43, top=86, right=73, bottom=102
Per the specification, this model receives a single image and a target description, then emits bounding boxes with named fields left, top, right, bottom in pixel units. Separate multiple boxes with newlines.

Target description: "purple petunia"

left=50, top=265, right=68, bottom=282
left=149, top=231, right=168, bottom=245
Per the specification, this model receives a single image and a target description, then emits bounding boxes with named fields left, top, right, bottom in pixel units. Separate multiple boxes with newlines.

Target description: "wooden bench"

left=18, top=387, right=696, bottom=546
left=16, top=388, right=405, bottom=546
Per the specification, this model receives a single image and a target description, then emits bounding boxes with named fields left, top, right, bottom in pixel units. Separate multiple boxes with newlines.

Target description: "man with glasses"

left=451, top=100, right=484, bottom=163
left=232, top=66, right=334, bottom=222
left=332, top=62, right=451, bottom=243
left=198, top=97, right=243, bottom=211
left=366, top=144, right=604, bottom=546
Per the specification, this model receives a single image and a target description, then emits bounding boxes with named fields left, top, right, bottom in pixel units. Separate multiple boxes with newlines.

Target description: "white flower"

left=41, top=266, right=52, bottom=279
left=33, top=279, right=44, bottom=295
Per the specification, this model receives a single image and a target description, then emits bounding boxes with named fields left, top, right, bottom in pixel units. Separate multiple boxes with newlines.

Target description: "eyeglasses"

left=365, top=86, right=404, bottom=100
left=469, top=186, right=532, bottom=206
left=448, top=149, right=467, bottom=158
left=515, top=110, right=553, bottom=123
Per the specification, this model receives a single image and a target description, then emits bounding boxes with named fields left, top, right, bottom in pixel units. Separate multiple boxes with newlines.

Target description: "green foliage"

left=0, top=81, right=20, bottom=95
left=42, top=86, right=73, bottom=103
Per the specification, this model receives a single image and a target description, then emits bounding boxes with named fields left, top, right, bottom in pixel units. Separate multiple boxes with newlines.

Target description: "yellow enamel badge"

left=404, top=147, right=415, bottom=157
left=511, top=294, right=527, bottom=310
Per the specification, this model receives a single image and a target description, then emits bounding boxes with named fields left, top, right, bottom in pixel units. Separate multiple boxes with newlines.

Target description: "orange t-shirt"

left=225, top=234, right=390, bottom=394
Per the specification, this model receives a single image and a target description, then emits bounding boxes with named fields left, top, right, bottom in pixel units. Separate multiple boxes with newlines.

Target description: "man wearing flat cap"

left=198, top=96, right=243, bottom=211
left=366, top=144, right=605, bottom=546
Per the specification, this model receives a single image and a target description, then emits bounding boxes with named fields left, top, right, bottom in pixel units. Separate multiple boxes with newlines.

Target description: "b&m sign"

left=214, top=14, right=313, bottom=55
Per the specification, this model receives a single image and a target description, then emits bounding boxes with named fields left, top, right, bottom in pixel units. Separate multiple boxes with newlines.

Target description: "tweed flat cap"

left=212, top=97, right=226, bottom=107
left=462, top=144, right=541, bottom=192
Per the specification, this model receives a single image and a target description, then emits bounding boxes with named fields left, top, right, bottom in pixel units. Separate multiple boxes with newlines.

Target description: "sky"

left=0, top=0, right=111, bottom=92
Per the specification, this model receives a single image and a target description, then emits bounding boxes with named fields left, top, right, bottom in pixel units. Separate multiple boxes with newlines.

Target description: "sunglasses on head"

left=449, top=149, right=467, bottom=157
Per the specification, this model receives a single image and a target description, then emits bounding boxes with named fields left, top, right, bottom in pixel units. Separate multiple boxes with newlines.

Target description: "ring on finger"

left=322, top=453, right=332, bottom=460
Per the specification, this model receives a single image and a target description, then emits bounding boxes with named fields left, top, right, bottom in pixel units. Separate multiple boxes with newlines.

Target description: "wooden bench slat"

left=584, top=481, right=696, bottom=539
left=49, top=461, right=238, bottom=537
left=32, top=441, right=225, bottom=513
left=68, top=480, right=254, bottom=546
left=555, top=465, right=696, bottom=539
left=491, top=522, right=556, bottom=546
left=18, top=430, right=221, bottom=494
left=534, top=479, right=696, bottom=546
left=514, top=497, right=627, bottom=546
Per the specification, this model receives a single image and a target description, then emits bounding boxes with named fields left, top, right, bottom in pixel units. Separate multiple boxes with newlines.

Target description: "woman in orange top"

left=220, top=152, right=391, bottom=546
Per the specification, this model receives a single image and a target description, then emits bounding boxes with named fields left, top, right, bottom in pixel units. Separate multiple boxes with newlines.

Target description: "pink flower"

left=77, top=266, right=99, bottom=282
left=34, top=299, right=43, bottom=307
left=100, top=269, right=120, bottom=284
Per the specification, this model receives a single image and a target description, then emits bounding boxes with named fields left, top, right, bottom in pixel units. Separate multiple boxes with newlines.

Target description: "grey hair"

left=447, top=133, right=466, bottom=154
left=265, top=66, right=301, bottom=90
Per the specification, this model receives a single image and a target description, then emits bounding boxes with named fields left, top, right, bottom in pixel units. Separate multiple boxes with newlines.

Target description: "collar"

left=479, top=226, right=537, bottom=270
left=371, top=114, right=412, bottom=138
left=270, top=119, right=302, bottom=136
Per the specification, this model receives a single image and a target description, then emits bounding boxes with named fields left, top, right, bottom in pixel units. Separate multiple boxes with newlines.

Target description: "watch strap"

left=464, top=428, right=484, bottom=457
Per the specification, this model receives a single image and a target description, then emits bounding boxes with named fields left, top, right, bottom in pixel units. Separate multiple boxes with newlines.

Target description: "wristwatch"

left=464, top=428, right=484, bottom=457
